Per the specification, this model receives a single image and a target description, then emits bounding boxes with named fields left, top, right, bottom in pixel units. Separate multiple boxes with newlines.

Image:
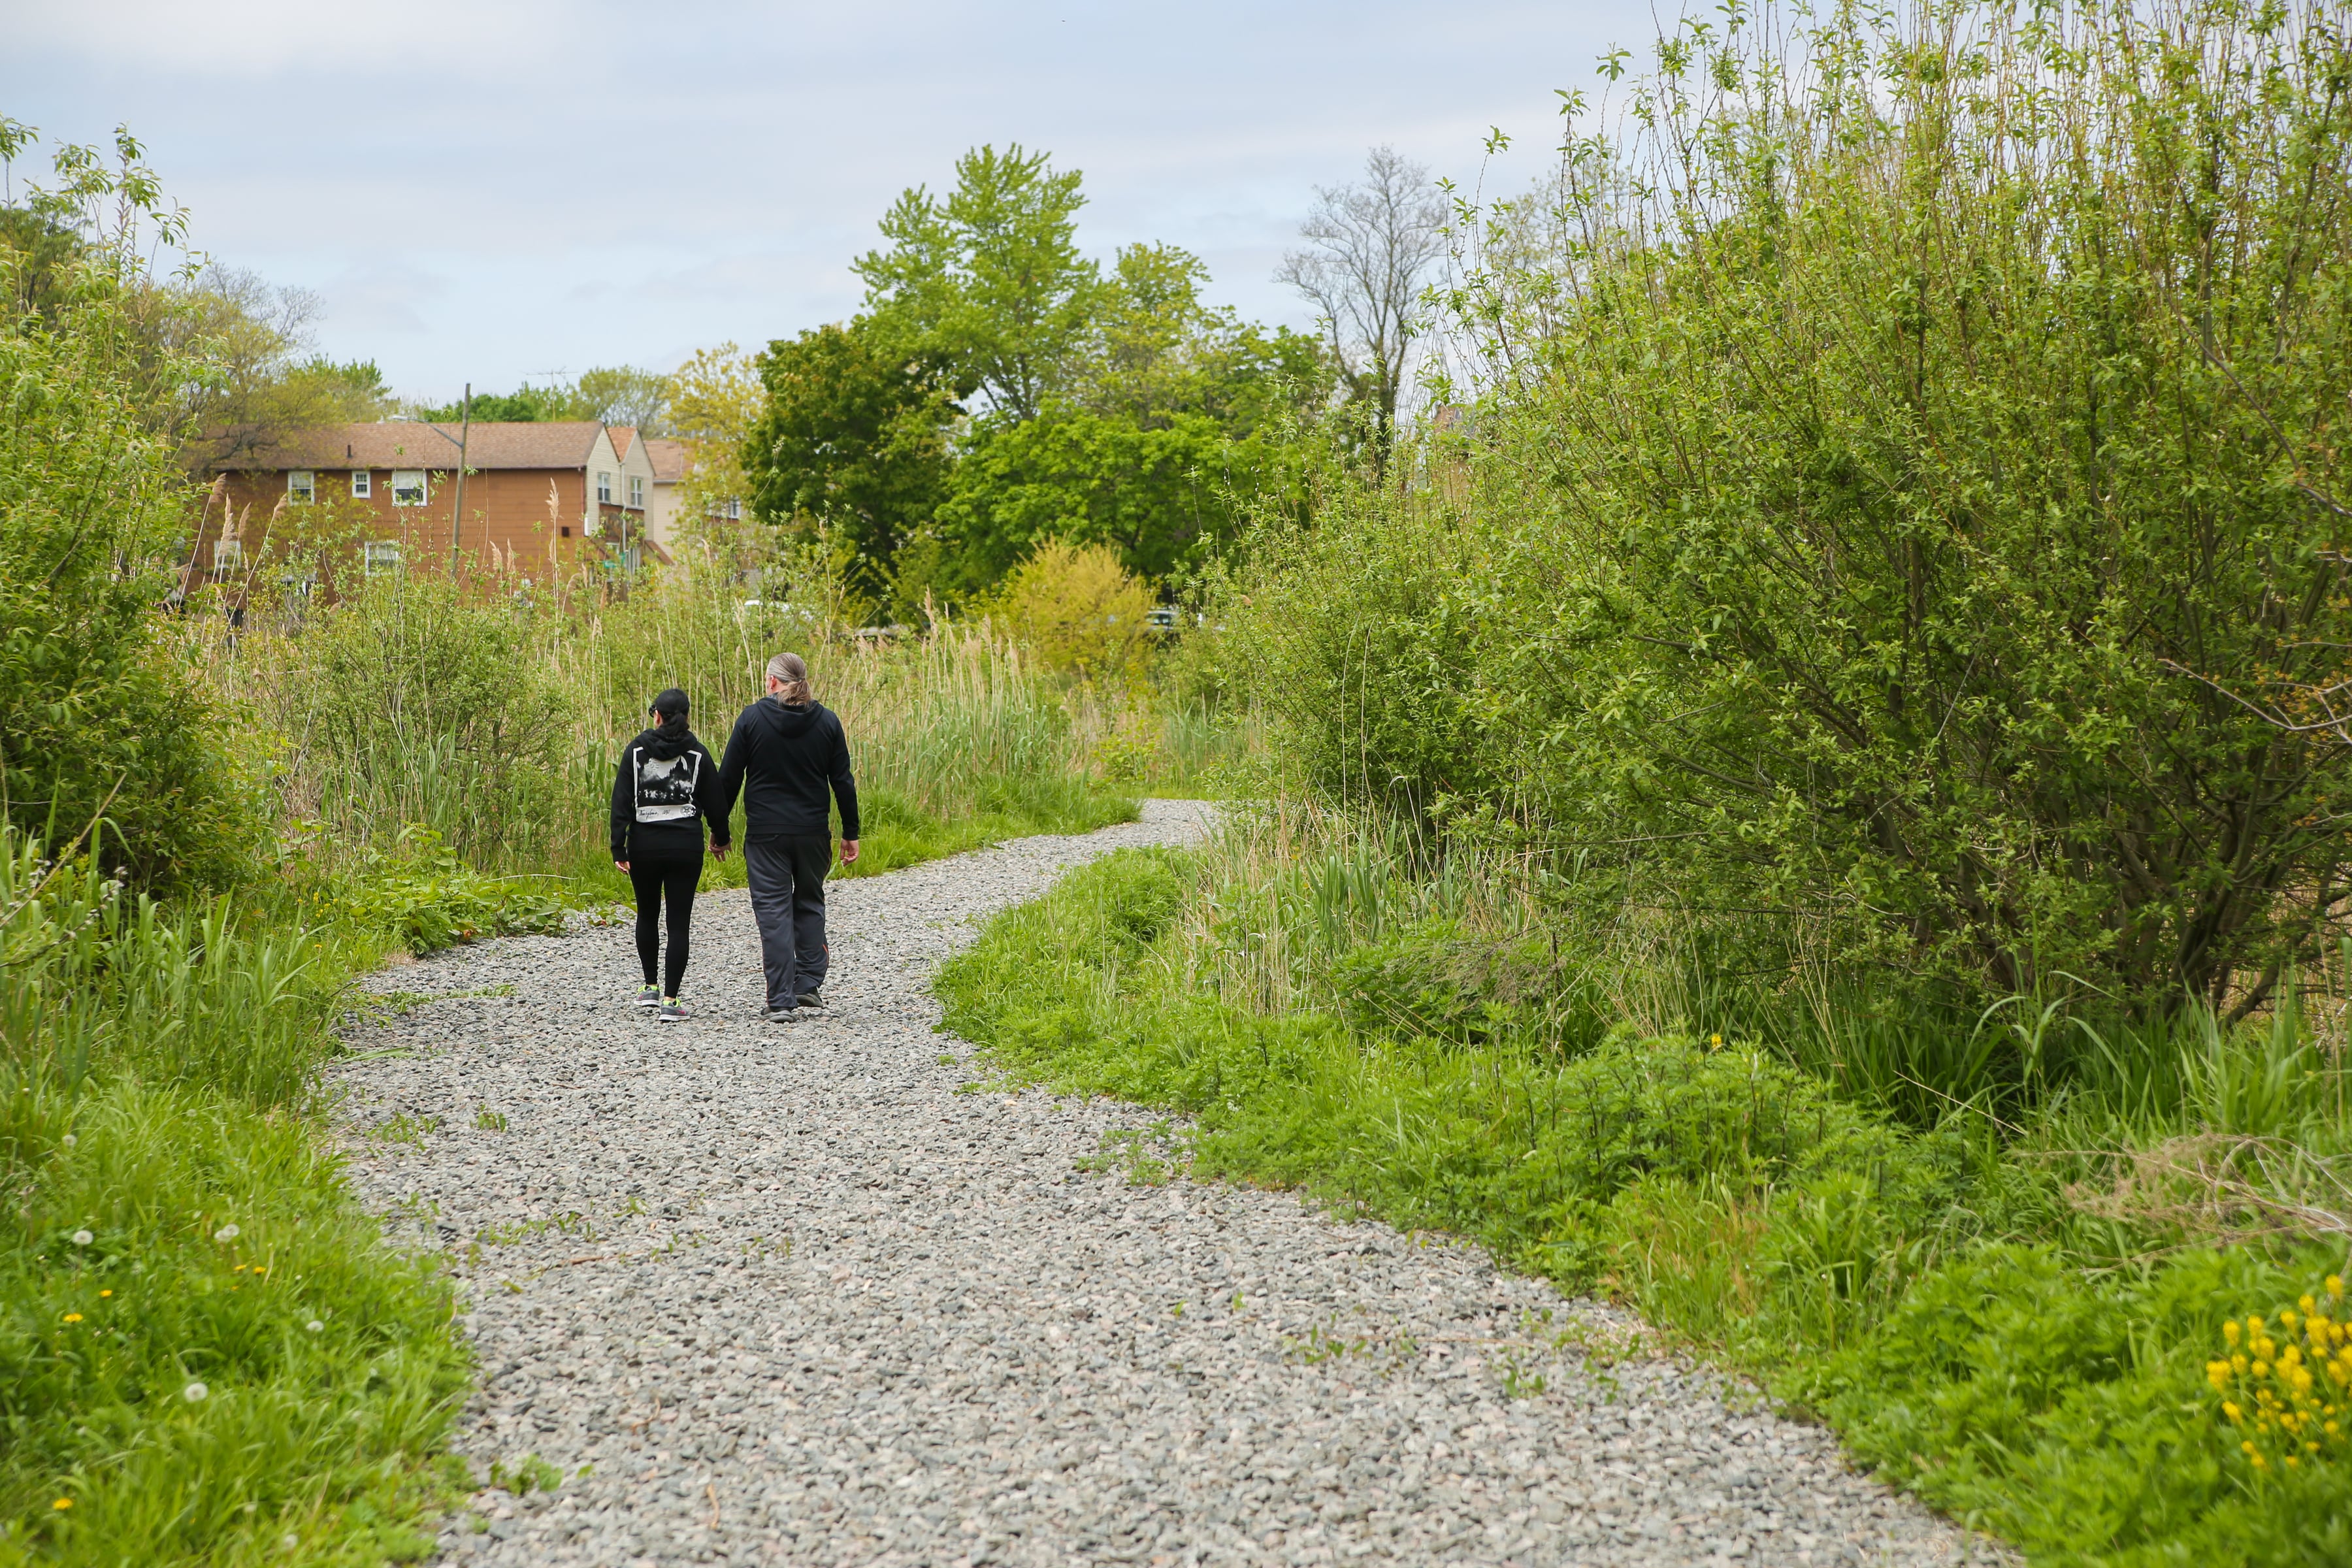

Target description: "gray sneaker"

left=794, top=989, right=823, bottom=1009
left=631, top=985, right=661, bottom=1009
left=762, top=1003, right=798, bottom=1022
left=655, top=998, right=691, bottom=1024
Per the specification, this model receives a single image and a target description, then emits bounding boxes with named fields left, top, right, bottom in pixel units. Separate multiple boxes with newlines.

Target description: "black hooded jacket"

left=715, top=696, right=860, bottom=841
left=608, top=725, right=728, bottom=860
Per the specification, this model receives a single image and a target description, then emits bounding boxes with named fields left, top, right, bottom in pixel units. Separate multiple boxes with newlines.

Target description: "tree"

left=122, top=267, right=392, bottom=468
left=572, top=365, right=670, bottom=433
left=667, top=342, right=762, bottom=524
left=740, top=318, right=958, bottom=601
left=855, top=144, right=1097, bottom=421
left=1071, top=242, right=1335, bottom=433
left=1277, top=146, right=1446, bottom=468
left=412, top=384, right=572, bottom=423
left=0, top=123, right=247, bottom=885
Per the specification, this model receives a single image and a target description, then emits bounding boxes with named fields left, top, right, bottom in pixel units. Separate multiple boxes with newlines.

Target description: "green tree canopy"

left=855, top=144, right=1096, bottom=422
left=741, top=318, right=958, bottom=602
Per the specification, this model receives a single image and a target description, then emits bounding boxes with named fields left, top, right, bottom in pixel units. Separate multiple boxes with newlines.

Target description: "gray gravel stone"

left=333, top=800, right=2001, bottom=1567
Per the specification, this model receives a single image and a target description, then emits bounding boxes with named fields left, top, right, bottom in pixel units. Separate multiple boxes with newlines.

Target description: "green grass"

left=936, top=847, right=2352, bottom=1567
left=0, top=831, right=585, bottom=1565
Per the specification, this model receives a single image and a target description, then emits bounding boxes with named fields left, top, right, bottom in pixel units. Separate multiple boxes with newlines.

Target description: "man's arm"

left=715, top=713, right=749, bottom=825
left=829, top=717, right=860, bottom=843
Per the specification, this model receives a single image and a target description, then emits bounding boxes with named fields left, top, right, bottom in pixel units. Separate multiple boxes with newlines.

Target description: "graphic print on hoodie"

left=632, top=747, right=702, bottom=823
left=608, top=726, right=728, bottom=862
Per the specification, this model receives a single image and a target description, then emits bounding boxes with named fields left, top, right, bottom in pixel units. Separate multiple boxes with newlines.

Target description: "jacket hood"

left=745, top=696, right=828, bottom=740
left=632, top=725, right=701, bottom=762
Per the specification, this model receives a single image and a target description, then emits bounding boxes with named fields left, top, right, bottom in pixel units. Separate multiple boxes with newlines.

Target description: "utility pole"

left=450, top=382, right=472, bottom=574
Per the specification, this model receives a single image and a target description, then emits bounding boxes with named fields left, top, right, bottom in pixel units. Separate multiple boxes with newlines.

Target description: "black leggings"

left=629, top=851, right=702, bottom=997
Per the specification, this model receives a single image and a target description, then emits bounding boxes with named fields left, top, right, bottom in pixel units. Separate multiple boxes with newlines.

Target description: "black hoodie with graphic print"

left=714, top=696, right=860, bottom=842
left=608, top=725, right=729, bottom=861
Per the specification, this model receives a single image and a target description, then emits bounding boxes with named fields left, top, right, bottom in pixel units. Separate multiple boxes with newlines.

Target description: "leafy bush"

left=1237, top=0, right=2352, bottom=1014
left=982, top=540, right=1154, bottom=683
left=0, top=129, right=248, bottom=889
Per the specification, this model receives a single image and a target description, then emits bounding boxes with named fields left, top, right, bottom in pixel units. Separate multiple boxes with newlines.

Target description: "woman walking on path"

left=716, top=652, right=860, bottom=1021
left=610, top=687, right=730, bottom=1023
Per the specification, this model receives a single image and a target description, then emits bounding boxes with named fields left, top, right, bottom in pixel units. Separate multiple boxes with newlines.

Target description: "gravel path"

left=335, top=800, right=1994, bottom=1568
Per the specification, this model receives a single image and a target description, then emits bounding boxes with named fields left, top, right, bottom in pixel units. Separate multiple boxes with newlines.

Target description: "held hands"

left=614, top=860, right=630, bottom=874
left=710, top=841, right=729, bottom=860
left=840, top=839, right=860, bottom=866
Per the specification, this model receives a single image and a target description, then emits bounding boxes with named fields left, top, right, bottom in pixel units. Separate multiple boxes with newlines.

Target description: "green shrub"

left=1234, top=0, right=2352, bottom=1016
left=0, top=135, right=248, bottom=889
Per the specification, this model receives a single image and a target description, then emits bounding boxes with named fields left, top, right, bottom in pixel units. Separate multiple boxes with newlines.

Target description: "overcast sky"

left=4, top=0, right=1631, bottom=401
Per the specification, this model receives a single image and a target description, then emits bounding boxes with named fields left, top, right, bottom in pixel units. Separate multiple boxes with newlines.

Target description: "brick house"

left=206, top=420, right=664, bottom=581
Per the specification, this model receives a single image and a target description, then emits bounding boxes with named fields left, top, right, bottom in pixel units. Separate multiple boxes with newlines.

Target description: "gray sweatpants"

left=743, top=835, right=830, bottom=1009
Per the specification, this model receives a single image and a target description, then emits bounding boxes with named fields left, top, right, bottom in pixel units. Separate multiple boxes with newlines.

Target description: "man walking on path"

left=717, top=652, right=860, bottom=1021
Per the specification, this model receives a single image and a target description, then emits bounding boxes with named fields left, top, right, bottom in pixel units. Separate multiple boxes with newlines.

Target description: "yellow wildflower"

left=2328, top=1276, right=2345, bottom=1299
left=2226, top=1322, right=2244, bottom=1347
left=51, top=1499, right=70, bottom=1511
left=61, top=1313, right=81, bottom=1324
left=2225, top=1402, right=2244, bottom=1424
left=2304, top=1295, right=2321, bottom=1317
left=97, top=1290, right=109, bottom=1298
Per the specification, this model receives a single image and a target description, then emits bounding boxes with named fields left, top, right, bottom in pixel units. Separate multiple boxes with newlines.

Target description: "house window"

left=391, top=470, right=427, bottom=506
left=559, top=525, right=572, bottom=538
left=721, top=497, right=742, bottom=520
left=363, top=540, right=402, bottom=576
left=350, top=470, right=372, bottom=498
left=211, top=539, right=245, bottom=578
left=628, top=474, right=645, bottom=509
left=286, top=470, right=315, bottom=503
left=596, top=471, right=613, bottom=504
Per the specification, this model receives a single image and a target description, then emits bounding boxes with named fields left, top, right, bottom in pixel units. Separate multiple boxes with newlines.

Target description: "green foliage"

left=248, top=575, right=573, bottom=869
left=855, top=143, right=1096, bottom=423
left=762, top=144, right=1331, bottom=604
left=932, top=410, right=1294, bottom=588
left=1240, top=0, right=2352, bottom=1015
left=742, top=319, right=958, bottom=604
left=413, top=367, right=668, bottom=433
left=938, top=841, right=2352, bottom=1565
left=0, top=818, right=509, bottom=1564
left=0, top=127, right=248, bottom=889
left=982, top=540, right=1154, bottom=681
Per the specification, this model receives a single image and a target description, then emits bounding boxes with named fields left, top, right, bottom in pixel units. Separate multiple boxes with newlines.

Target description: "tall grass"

left=0, top=826, right=472, bottom=1564
left=199, top=560, right=1155, bottom=890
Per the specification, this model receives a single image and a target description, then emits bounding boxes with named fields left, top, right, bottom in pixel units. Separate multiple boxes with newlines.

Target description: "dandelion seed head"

left=306, top=1320, right=323, bottom=1333
left=71, top=1230, right=92, bottom=1246
left=214, top=1225, right=239, bottom=1242
left=184, top=1382, right=208, bottom=1402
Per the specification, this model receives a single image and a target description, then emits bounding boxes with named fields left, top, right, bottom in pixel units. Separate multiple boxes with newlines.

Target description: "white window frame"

left=596, top=470, right=613, bottom=504
left=286, top=470, right=315, bottom=503
left=628, top=474, right=645, bottom=509
left=721, top=497, right=742, bottom=520
left=391, top=470, right=427, bottom=507
left=363, top=540, right=402, bottom=576
left=350, top=470, right=372, bottom=498
left=210, top=538, right=246, bottom=578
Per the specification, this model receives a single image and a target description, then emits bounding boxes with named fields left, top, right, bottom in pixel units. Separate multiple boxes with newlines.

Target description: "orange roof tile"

left=208, top=422, right=609, bottom=472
